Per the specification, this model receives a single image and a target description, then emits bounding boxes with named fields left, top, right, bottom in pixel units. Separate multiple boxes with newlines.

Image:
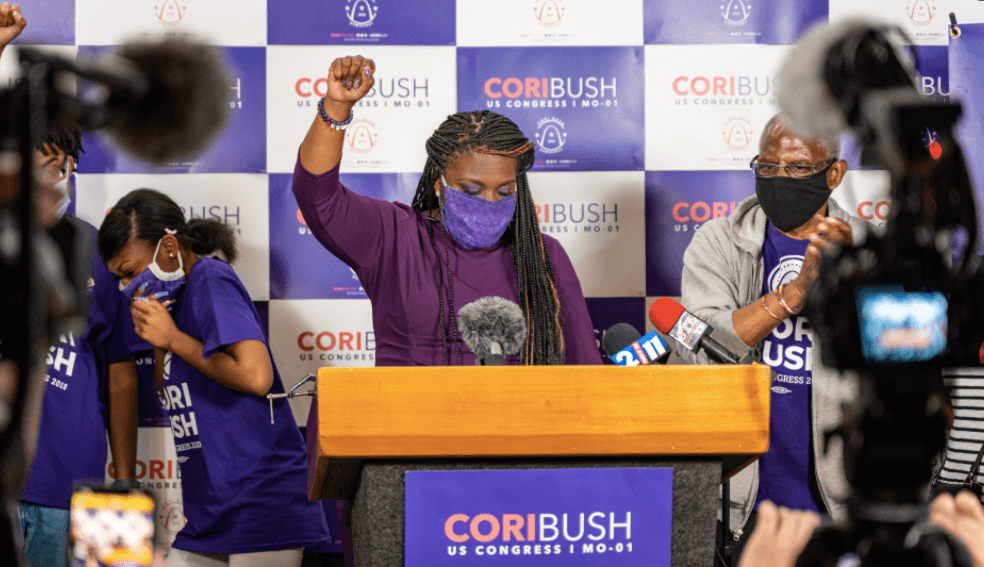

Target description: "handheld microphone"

left=602, top=323, right=670, bottom=366
left=649, top=298, right=740, bottom=365
left=19, top=38, right=231, bottom=165
left=457, top=296, right=526, bottom=366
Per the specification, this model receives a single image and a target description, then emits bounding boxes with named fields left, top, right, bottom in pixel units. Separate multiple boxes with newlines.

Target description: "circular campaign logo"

left=720, top=0, right=752, bottom=26
left=154, top=0, right=187, bottom=26
left=723, top=116, right=753, bottom=151
left=160, top=499, right=187, bottom=536
left=346, top=0, right=379, bottom=28
left=535, top=117, right=567, bottom=154
left=162, top=352, right=172, bottom=381
left=767, top=255, right=803, bottom=292
left=345, top=119, right=379, bottom=154
left=533, top=0, right=565, bottom=27
left=906, top=0, right=937, bottom=25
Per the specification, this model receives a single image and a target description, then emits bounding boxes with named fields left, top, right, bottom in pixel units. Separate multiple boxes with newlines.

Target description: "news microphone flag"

left=612, top=331, right=670, bottom=366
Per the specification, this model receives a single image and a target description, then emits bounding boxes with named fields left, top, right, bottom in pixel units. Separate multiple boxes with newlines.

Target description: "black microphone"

left=457, top=297, right=527, bottom=365
left=649, top=298, right=740, bottom=365
left=602, top=323, right=670, bottom=366
left=19, top=38, right=231, bottom=165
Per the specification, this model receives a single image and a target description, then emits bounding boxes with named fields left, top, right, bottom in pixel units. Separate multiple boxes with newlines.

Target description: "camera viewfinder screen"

left=856, top=286, right=948, bottom=364
left=70, top=489, right=155, bottom=567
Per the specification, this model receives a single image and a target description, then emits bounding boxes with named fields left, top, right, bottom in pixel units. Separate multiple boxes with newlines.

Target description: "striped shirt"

left=940, top=367, right=984, bottom=500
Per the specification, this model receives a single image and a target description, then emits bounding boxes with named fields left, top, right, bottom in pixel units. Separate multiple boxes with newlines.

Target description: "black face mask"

left=754, top=165, right=833, bottom=233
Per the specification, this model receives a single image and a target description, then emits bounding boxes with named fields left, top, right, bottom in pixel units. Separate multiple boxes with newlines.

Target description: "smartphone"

left=69, top=484, right=157, bottom=567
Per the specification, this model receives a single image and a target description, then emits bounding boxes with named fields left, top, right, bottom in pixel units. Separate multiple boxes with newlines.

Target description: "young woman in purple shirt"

left=97, top=190, right=329, bottom=567
left=294, top=55, right=601, bottom=366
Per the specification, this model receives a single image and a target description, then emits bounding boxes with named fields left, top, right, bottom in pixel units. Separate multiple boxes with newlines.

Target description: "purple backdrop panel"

left=77, top=47, right=266, bottom=174
left=951, top=24, right=984, bottom=251
left=646, top=171, right=754, bottom=296
left=269, top=172, right=418, bottom=299
left=13, top=0, right=74, bottom=45
left=268, top=0, right=455, bottom=45
left=405, top=468, right=673, bottom=567
left=842, top=46, right=949, bottom=170
left=585, top=298, right=647, bottom=365
left=644, top=0, right=826, bottom=45
left=457, top=47, right=644, bottom=172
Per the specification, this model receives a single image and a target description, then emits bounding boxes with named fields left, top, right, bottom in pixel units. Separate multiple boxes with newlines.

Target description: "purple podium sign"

left=457, top=47, right=644, bottom=172
left=405, top=468, right=672, bottom=567
left=77, top=47, right=266, bottom=174
left=644, top=0, right=826, bottom=45
left=268, top=0, right=455, bottom=45
left=13, top=0, right=74, bottom=45
left=646, top=171, right=754, bottom=296
left=268, top=172, right=418, bottom=299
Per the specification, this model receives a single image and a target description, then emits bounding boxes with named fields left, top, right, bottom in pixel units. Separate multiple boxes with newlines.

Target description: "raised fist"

left=323, top=55, right=375, bottom=109
left=0, top=3, right=26, bottom=50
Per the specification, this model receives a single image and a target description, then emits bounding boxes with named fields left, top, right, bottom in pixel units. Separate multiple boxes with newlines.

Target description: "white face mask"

left=51, top=156, right=74, bottom=220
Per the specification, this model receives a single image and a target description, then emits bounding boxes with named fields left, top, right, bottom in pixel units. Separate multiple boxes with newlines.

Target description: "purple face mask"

left=119, top=232, right=186, bottom=309
left=439, top=176, right=517, bottom=250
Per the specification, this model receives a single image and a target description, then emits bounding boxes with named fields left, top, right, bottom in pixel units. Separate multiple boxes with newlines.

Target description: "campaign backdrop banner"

left=828, top=0, right=949, bottom=46
left=268, top=0, right=456, bottom=45
left=74, top=173, right=271, bottom=300
left=457, top=0, right=644, bottom=47
left=268, top=299, right=375, bottom=424
left=645, top=44, right=789, bottom=171
left=457, top=47, right=645, bottom=172
left=585, top=297, right=648, bottom=364
left=77, top=0, right=267, bottom=46
left=77, top=46, right=266, bottom=174
left=405, top=468, right=673, bottom=567
left=528, top=171, right=646, bottom=297
left=645, top=171, right=754, bottom=296
left=14, top=0, right=74, bottom=45
left=950, top=22, right=984, bottom=249
left=268, top=172, right=419, bottom=299
left=266, top=45, right=458, bottom=174
left=644, top=0, right=827, bottom=45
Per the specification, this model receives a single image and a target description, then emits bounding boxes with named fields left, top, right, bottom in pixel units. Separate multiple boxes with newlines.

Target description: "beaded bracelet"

left=777, top=283, right=802, bottom=316
left=317, top=97, right=354, bottom=131
left=761, top=296, right=783, bottom=322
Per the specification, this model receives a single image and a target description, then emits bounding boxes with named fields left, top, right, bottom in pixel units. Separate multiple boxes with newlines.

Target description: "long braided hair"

left=411, top=111, right=566, bottom=365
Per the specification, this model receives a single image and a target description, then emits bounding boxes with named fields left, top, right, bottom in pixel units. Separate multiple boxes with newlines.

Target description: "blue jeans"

left=18, top=501, right=69, bottom=567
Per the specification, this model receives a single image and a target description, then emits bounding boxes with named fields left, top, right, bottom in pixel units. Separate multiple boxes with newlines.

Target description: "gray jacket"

left=679, top=194, right=866, bottom=538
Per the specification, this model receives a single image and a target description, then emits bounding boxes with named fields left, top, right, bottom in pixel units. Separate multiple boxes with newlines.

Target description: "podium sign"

left=405, top=468, right=672, bottom=567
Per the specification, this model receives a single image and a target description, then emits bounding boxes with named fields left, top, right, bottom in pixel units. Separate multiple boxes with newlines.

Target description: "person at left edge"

left=97, top=189, right=329, bottom=567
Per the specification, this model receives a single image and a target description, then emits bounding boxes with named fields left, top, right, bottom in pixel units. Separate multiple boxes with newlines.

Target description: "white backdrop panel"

left=457, top=0, right=644, bottom=46
left=77, top=0, right=267, bottom=46
left=266, top=45, right=457, bottom=174
left=74, top=173, right=271, bottom=300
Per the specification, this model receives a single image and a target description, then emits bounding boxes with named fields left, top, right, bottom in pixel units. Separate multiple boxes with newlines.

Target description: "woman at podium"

left=292, top=56, right=600, bottom=366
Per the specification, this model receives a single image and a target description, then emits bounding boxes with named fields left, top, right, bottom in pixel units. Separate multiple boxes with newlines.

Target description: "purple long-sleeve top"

left=292, top=159, right=602, bottom=366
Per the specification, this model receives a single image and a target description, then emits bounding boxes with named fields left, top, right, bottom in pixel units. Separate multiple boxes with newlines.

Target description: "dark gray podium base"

left=350, top=458, right=720, bottom=567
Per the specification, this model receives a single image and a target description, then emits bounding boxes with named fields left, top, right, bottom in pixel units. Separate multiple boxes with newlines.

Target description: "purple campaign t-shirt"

left=20, top=219, right=146, bottom=509
left=165, top=258, right=329, bottom=554
left=292, top=160, right=602, bottom=366
left=754, top=222, right=823, bottom=513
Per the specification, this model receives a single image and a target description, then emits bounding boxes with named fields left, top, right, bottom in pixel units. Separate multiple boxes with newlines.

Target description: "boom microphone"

left=649, top=298, right=740, bottom=365
left=602, top=323, right=670, bottom=366
left=457, top=296, right=526, bottom=365
left=19, top=38, right=231, bottom=165
left=775, top=19, right=917, bottom=141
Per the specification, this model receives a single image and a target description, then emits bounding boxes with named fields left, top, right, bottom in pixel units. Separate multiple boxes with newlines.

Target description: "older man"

left=681, top=114, right=867, bottom=562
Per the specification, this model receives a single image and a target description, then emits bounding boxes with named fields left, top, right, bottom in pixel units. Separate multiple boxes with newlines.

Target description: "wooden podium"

left=306, top=364, right=770, bottom=567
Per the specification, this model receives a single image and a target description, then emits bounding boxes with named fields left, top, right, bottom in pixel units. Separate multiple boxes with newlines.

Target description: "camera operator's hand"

left=790, top=216, right=852, bottom=301
left=738, top=501, right=820, bottom=567
left=930, top=491, right=984, bottom=567
left=0, top=3, right=26, bottom=51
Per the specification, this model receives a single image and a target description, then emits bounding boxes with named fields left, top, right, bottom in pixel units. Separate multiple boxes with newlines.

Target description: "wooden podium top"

left=307, top=364, right=771, bottom=499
